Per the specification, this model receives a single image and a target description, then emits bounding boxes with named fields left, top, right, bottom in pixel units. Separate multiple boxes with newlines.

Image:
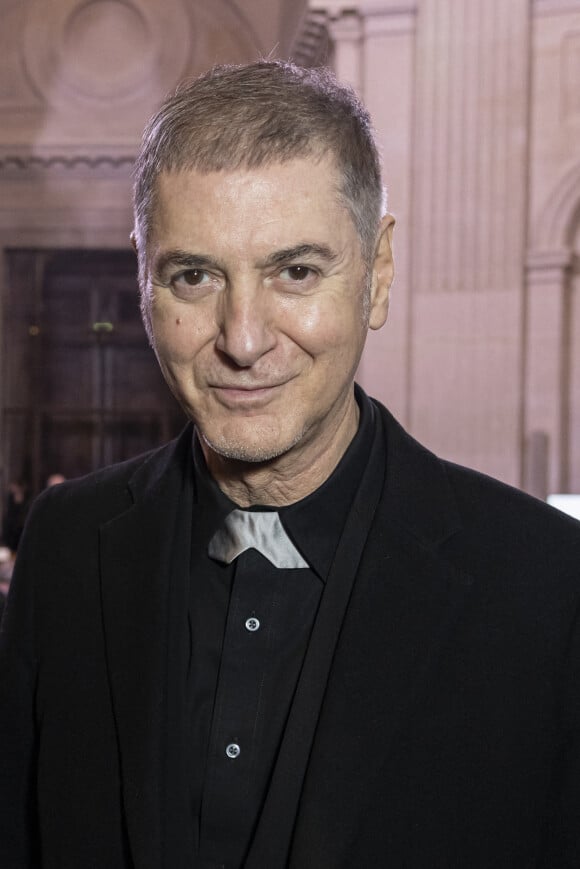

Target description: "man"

left=1, top=61, right=579, bottom=869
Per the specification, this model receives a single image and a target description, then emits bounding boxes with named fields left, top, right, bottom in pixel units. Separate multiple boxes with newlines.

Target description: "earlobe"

left=368, top=213, right=395, bottom=331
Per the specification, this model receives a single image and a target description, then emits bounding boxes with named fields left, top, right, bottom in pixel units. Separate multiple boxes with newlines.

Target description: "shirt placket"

left=198, top=549, right=279, bottom=865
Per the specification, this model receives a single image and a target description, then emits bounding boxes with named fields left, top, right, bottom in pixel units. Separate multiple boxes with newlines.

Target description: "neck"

left=202, top=398, right=360, bottom=508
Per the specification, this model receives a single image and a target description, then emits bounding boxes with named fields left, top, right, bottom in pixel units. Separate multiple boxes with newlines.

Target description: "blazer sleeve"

left=0, top=492, right=51, bottom=868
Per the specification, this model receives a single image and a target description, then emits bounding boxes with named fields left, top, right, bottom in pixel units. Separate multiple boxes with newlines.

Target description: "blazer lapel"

left=288, top=405, right=475, bottom=865
left=99, top=429, right=192, bottom=869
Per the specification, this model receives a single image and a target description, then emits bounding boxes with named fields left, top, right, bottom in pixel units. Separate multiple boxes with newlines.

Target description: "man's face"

left=143, top=156, right=392, bottom=474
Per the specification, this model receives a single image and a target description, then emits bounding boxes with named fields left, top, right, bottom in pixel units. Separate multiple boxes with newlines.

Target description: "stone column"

left=408, top=0, right=531, bottom=485
left=412, top=0, right=530, bottom=297
left=359, top=5, right=417, bottom=424
left=524, top=249, right=576, bottom=497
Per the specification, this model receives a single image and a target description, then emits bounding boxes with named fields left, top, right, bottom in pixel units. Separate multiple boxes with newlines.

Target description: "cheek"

left=290, top=301, right=363, bottom=359
left=152, top=307, right=213, bottom=362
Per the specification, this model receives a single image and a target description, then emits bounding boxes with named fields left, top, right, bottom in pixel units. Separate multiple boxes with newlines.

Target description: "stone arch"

left=533, top=160, right=580, bottom=251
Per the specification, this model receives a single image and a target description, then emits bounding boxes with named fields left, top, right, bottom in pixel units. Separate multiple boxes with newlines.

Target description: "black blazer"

left=1, top=398, right=580, bottom=869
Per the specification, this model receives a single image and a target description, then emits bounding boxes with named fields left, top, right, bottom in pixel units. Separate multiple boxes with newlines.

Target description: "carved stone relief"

left=22, top=0, right=191, bottom=111
left=0, top=0, right=263, bottom=156
left=0, top=0, right=41, bottom=107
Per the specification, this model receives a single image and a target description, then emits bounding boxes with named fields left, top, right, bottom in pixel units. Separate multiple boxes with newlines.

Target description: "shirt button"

left=245, top=617, right=260, bottom=632
left=226, top=743, right=240, bottom=759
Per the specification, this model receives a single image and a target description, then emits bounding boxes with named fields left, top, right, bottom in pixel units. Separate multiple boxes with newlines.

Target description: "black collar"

left=280, top=386, right=375, bottom=579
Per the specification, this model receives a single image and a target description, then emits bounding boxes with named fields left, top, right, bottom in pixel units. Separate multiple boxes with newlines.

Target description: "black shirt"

left=166, top=390, right=376, bottom=869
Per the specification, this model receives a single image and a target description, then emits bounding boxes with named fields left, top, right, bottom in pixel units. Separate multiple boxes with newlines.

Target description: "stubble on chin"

left=199, top=425, right=305, bottom=466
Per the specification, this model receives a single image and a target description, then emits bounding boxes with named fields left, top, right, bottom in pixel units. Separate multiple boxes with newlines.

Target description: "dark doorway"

left=2, top=249, right=185, bottom=500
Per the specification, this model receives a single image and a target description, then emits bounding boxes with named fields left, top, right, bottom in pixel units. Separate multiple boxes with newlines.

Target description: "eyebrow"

left=152, top=242, right=339, bottom=278
left=257, top=243, right=339, bottom=270
left=152, top=249, right=218, bottom=277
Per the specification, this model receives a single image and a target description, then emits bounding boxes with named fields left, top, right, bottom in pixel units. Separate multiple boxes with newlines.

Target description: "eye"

left=169, top=268, right=219, bottom=300
left=280, top=265, right=313, bottom=282
left=176, top=269, right=209, bottom=287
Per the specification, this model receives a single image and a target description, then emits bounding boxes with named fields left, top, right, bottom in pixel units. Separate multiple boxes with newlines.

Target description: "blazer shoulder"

left=370, top=395, right=580, bottom=578
left=27, top=423, right=193, bottom=529
left=443, top=458, right=580, bottom=539
left=435, top=458, right=580, bottom=598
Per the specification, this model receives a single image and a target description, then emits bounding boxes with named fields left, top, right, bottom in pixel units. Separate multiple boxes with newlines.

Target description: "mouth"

left=211, top=381, right=288, bottom=407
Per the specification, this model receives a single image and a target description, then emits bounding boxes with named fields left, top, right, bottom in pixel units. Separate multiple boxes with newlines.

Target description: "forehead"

left=149, top=156, right=356, bottom=250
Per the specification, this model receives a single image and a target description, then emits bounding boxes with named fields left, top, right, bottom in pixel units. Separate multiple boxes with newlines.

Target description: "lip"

left=211, top=382, right=287, bottom=406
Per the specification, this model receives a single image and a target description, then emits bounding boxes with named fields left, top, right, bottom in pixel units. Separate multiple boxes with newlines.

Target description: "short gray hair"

left=133, top=61, right=385, bottom=286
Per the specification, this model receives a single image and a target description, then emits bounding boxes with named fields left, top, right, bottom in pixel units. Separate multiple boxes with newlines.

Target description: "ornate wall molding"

left=0, top=140, right=137, bottom=178
left=363, top=8, right=416, bottom=35
left=297, top=0, right=418, bottom=65
left=21, top=0, right=192, bottom=111
left=308, top=0, right=416, bottom=15
left=526, top=248, right=578, bottom=285
left=0, top=154, right=135, bottom=171
left=531, top=160, right=580, bottom=249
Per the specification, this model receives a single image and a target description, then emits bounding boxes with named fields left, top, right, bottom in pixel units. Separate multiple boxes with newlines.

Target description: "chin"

left=200, top=427, right=304, bottom=466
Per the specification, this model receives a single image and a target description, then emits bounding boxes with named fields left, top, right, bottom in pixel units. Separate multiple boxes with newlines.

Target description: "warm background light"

left=0, top=0, right=578, bottom=508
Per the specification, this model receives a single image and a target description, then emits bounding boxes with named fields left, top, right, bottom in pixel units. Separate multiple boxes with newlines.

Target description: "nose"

left=215, top=282, right=276, bottom=368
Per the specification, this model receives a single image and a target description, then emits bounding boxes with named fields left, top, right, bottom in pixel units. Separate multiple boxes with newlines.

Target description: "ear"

left=368, top=213, right=395, bottom=331
left=129, top=230, right=138, bottom=252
